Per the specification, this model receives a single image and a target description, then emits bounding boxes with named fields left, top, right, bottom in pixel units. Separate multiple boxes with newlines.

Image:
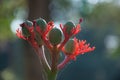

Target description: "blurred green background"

left=0, top=0, right=120, bottom=80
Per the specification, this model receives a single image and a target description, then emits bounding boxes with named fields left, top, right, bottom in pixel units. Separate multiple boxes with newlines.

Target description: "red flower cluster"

left=16, top=22, right=37, bottom=48
left=58, top=38, right=95, bottom=69
left=16, top=18, right=95, bottom=71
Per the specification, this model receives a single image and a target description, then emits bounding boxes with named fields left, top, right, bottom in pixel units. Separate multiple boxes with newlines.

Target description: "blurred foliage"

left=0, top=18, right=12, bottom=40
left=56, top=0, right=72, bottom=9
left=112, top=46, right=120, bottom=58
left=87, top=2, right=120, bottom=34
left=85, top=2, right=120, bottom=58
left=0, top=0, right=26, bottom=40
left=1, top=68, right=17, bottom=80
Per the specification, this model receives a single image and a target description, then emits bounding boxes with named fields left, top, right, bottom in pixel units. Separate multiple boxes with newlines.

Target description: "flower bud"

left=36, top=18, right=47, bottom=31
left=21, top=21, right=33, bottom=37
left=64, top=21, right=75, bottom=34
left=24, top=20, right=33, bottom=27
left=64, top=39, right=75, bottom=54
left=48, top=28, right=62, bottom=46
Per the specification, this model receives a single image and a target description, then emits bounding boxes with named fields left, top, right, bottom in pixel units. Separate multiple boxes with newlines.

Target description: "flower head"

left=57, top=38, right=95, bottom=69
left=16, top=20, right=38, bottom=48
left=16, top=21, right=33, bottom=39
left=62, top=38, right=95, bottom=60
left=60, top=21, right=81, bottom=39
left=16, top=18, right=95, bottom=71
left=33, top=19, right=54, bottom=38
left=33, top=19, right=54, bottom=49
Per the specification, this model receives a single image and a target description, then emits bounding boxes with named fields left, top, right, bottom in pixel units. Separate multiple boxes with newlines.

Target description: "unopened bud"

left=21, top=21, right=33, bottom=37
left=64, top=39, right=75, bottom=54
left=64, top=21, right=75, bottom=34
left=36, top=18, right=47, bottom=31
left=24, top=20, right=33, bottom=27
left=48, top=28, right=62, bottom=46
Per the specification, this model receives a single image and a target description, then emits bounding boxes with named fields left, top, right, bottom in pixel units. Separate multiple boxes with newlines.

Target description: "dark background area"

left=0, top=0, right=120, bottom=80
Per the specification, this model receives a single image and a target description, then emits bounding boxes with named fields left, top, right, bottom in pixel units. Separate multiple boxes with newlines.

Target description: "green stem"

left=48, top=71, right=57, bottom=80
left=47, top=46, right=59, bottom=80
left=34, top=46, right=51, bottom=73
left=51, top=46, right=59, bottom=72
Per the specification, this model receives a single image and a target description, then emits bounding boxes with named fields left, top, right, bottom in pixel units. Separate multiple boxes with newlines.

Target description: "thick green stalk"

left=47, top=46, right=59, bottom=80
left=47, top=71, right=57, bottom=80
left=51, top=46, right=59, bottom=72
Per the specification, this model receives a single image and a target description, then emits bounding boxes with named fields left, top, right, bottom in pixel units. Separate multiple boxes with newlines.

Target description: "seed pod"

left=64, top=39, right=75, bottom=54
left=36, top=18, right=47, bottom=31
left=21, top=21, right=33, bottom=37
left=64, top=21, right=75, bottom=34
left=48, top=28, right=62, bottom=46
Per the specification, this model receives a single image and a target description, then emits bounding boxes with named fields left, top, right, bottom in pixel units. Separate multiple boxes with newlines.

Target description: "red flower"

left=16, top=22, right=38, bottom=48
left=34, top=21, right=54, bottom=38
left=33, top=20, right=54, bottom=49
left=57, top=38, right=95, bottom=69
left=60, top=23, right=81, bottom=39
left=63, top=38, right=95, bottom=60
left=58, top=22, right=81, bottom=50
